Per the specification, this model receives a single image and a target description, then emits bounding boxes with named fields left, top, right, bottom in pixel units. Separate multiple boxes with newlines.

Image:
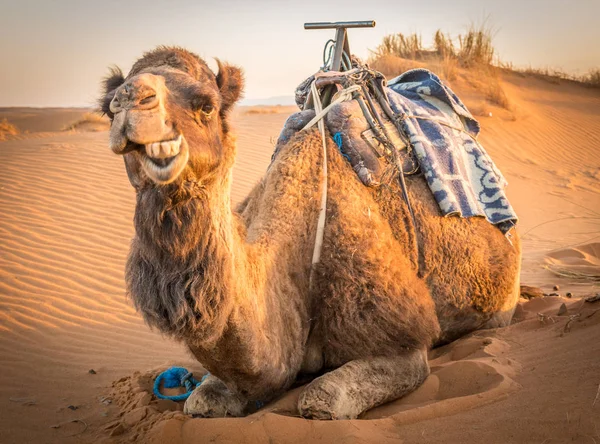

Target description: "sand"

left=0, top=72, right=599, bottom=444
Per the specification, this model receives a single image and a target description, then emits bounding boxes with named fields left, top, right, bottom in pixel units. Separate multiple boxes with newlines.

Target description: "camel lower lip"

left=148, top=155, right=177, bottom=167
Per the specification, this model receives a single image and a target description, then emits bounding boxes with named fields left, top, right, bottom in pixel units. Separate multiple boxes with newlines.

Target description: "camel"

left=100, top=47, right=521, bottom=420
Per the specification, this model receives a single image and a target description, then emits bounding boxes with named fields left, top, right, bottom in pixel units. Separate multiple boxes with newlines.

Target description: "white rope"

left=303, top=82, right=359, bottom=291
left=303, top=84, right=361, bottom=131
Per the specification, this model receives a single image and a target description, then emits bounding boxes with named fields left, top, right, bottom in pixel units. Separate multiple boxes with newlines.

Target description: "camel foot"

left=298, top=375, right=351, bottom=419
left=183, top=375, right=246, bottom=417
left=298, top=348, right=429, bottom=420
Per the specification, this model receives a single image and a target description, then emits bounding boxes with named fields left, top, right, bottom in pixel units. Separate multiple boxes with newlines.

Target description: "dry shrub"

left=63, top=112, right=110, bottom=132
left=434, top=30, right=456, bottom=59
left=485, top=78, right=511, bottom=109
left=428, top=55, right=457, bottom=82
left=458, top=24, right=495, bottom=67
left=581, top=68, right=600, bottom=88
left=369, top=55, right=424, bottom=78
left=0, top=118, right=19, bottom=141
left=371, top=23, right=597, bottom=93
left=466, top=65, right=513, bottom=111
left=440, top=55, right=458, bottom=81
left=372, top=33, right=425, bottom=60
left=374, top=24, right=495, bottom=69
left=370, top=24, right=516, bottom=110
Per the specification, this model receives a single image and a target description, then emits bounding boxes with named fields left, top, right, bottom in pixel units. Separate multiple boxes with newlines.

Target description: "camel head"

left=100, top=47, right=243, bottom=187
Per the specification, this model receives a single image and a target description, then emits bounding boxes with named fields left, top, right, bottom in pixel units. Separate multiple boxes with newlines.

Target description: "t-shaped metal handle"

left=304, top=21, right=376, bottom=30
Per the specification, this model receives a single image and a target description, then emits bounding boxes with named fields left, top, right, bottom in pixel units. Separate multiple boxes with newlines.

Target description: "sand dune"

left=545, top=242, right=600, bottom=281
left=0, top=108, right=92, bottom=133
left=0, top=73, right=599, bottom=444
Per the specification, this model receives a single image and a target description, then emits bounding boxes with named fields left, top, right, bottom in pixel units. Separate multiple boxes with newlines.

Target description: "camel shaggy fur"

left=100, top=47, right=521, bottom=420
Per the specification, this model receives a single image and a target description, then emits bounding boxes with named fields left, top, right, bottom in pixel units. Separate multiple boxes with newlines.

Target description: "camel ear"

left=215, top=60, right=244, bottom=114
left=98, top=66, right=125, bottom=118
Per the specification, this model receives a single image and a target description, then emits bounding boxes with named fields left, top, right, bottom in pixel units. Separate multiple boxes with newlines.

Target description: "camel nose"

left=109, top=73, right=161, bottom=114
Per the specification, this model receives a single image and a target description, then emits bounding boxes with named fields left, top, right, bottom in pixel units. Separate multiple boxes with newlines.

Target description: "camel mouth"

left=140, top=134, right=189, bottom=184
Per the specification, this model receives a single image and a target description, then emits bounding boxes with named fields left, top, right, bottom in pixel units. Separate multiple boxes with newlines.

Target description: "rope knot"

left=153, top=366, right=205, bottom=402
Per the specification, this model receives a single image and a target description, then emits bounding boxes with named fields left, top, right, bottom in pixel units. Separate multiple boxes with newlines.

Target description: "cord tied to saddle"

left=302, top=84, right=361, bottom=130
left=303, top=81, right=362, bottom=291
left=153, top=367, right=210, bottom=401
left=302, top=71, right=423, bottom=286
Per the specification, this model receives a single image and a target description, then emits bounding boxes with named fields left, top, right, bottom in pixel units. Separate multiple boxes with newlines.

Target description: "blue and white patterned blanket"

left=386, top=69, right=517, bottom=233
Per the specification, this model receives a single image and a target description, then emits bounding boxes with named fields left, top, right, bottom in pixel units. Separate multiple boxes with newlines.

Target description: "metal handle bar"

left=304, top=21, right=376, bottom=30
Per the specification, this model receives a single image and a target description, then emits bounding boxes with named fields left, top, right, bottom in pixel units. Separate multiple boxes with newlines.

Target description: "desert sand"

left=0, top=71, right=599, bottom=443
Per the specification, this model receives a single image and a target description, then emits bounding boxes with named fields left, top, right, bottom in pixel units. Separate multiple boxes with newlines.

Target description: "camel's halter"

left=302, top=21, right=421, bottom=290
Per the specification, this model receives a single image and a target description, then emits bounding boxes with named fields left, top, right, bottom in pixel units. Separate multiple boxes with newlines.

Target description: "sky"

left=0, top=0, right=599, bottom=107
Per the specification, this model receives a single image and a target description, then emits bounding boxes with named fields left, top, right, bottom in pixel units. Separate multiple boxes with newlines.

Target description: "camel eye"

left=190, top=96, right=215, bottom=120
left=200, top=103, right=214, bottom=116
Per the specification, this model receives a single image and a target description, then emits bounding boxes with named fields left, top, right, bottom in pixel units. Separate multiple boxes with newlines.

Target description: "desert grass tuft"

left=373, top=24, right=495, bottom=69
left=485, top=76, right=511, bottom=109
left=369, top=55, right=424, bottom=78
left=0, top=118, right=19, bottom=141
left=581, top=68, right=600, bottom=88
left=371, top=33, right=425, bottom=60
left=372, top=26, right=599, bottom=91
left=457, top=24, right=495, bottom=67
left=63, top=112, right=110, bottom=132
left=370, top=24, right=511, bottom=109
left=370, top=24, right=600, bottom=113
left=440, top=55, right=458, bottom=81
left=434, top=30, right=456, bottom=59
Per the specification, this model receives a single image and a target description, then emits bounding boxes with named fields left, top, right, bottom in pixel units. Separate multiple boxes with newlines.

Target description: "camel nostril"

left=109, top=96, right=122, bottom=114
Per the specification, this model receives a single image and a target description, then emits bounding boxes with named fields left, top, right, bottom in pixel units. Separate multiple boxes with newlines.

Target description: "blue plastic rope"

left=153, top=367, right=265, bottom=409
left=332, top=132, right=351, bottom=162
left=333, top=132, right=343, bottom=148
left=153, top=367, right=210, bottom=402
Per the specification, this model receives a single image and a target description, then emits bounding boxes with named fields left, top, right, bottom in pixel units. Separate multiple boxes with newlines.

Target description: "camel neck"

left=128, top=170, right=242, bottom=346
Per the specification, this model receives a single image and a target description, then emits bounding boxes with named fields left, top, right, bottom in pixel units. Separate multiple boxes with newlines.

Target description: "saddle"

left=287, top=64, right=419, bottom=188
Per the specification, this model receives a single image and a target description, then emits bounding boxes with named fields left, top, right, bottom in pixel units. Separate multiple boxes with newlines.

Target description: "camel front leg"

left=298, top=348, right=429, bottom=419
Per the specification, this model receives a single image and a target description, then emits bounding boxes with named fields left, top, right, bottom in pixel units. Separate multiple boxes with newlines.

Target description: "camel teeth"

left=160, top=141, right=171, bottom=157
left=145, top=142, right=160, bottom=157
left=144, top=136, right=181, bottom=159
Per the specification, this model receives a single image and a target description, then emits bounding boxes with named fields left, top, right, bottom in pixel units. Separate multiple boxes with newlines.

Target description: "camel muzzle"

left=109, top=73, right=162, bottom=114
left=108, top=73, right=175, bottom=155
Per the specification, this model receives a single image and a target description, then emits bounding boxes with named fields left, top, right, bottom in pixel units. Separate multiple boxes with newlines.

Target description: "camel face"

left=100, top=48, right=243, bottom=186
left=107, top=71, right=190, bottom=184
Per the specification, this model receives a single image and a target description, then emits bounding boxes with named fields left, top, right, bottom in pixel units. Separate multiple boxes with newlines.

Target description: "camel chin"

left=139, top=134, right=189, bottom=184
